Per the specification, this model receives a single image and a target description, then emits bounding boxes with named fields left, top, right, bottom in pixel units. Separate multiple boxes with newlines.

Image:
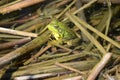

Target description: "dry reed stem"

left=63, top=76, right=82, bottom=80
left=0, top=27, right=37, bottom=37
left=0, top=15, right=39, bottom=26
left=24, top=44, right=52, bottom=65
left=55, top=62, right=84, bottom=74
left=70, top=13, right=120, bottom=49
left=87, top=53, right=112, bottom=80
left=0, top=30, right=50, bottom=68
left=81, top=0, right=120, bottom=4
left=0, top=0, right=45, bottom=14
left=116, top=36, right=120, bottom=41
left=14, top=73, right=56, bottom=80
left=0, top=37, right=31, bottom=50
left=66, top=12, right=106, bottom=54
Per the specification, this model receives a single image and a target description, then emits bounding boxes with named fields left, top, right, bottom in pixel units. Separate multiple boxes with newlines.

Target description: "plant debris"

left=0, top=0, right=119, bottom=80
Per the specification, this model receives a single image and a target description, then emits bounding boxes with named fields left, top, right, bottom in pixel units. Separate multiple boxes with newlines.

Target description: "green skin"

left=47, top=20, right=79, bottom=45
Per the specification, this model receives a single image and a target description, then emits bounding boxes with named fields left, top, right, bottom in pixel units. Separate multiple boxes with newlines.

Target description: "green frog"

left=47, top=19, right=80, bottom=46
